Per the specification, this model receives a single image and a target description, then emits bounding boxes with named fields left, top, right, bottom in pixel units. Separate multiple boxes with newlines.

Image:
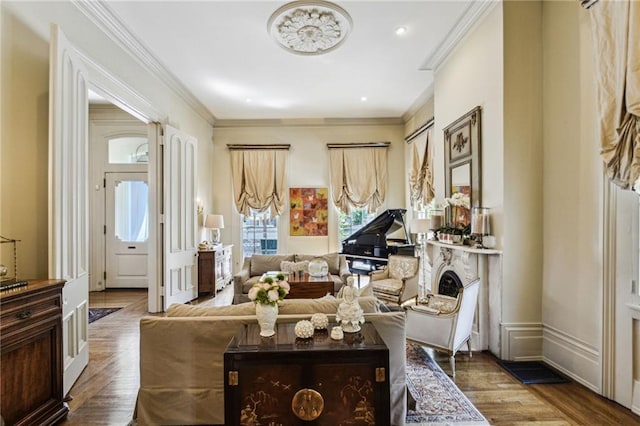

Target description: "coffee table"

left=286, top=272, right=334, bottom=298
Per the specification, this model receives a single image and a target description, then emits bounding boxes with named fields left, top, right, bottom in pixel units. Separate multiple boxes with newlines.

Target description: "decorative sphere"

left=294, top=320, right=315, bottom=338
left=310, top=313, right=329, bottom=330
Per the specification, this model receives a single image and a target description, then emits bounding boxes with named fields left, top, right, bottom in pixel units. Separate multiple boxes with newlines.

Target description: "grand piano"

left=341, top=208, right=415, bottom=275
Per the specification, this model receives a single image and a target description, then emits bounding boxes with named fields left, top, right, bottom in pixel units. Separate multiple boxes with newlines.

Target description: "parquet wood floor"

left=58, top=287, right=640, bottom=425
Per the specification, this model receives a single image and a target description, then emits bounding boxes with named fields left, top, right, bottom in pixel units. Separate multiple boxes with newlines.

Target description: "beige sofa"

left=134, top=296, right=407, bottom=425
left=233, top=252, right=351, bottom=304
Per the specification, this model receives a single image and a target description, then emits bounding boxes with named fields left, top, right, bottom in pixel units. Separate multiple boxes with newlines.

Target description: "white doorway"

left=105, top=172, right=149, bottom=288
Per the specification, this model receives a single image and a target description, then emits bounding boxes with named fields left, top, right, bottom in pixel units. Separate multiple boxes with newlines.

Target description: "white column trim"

left=601, top=176, right=616, bottom=398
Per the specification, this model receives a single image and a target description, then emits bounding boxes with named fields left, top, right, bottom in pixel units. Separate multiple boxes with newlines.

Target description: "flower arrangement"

left=445, top=192, right=471, bottom=228
left=248, top=273, right=290, bottom=306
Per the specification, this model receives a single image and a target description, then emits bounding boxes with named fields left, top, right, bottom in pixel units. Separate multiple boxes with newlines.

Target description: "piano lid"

left=342, top=208, right=412, bottom=245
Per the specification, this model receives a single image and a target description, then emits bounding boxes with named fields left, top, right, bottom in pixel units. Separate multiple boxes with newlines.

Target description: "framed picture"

left=289, top=187, right=329, bottom=236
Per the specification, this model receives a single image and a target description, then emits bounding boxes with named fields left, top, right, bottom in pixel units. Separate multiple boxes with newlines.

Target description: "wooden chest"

left=224, top=322, right=390, bottom=425
left=0, top=279, right=68, bottom=425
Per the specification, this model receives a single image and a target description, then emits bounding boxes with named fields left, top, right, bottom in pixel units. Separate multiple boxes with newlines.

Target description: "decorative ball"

left=294, top=320, right=315, bottom=339
left=310, top=313, right=329, bottom=330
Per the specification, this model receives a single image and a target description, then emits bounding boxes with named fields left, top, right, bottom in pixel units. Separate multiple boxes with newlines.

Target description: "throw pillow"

left=280, top=260, right=309, bottom=274
left=250, top=254, right=294, bottom=276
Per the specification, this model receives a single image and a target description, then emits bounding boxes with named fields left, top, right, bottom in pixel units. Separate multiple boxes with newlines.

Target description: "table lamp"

left=410, top=218, right=431, bottom=301
left=205, top=214, right=224, bottom=245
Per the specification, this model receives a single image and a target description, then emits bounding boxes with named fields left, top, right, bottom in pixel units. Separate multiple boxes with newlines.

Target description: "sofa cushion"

left=280, top=260, right=309, bottom=273
left=242, top=275, right=262, bottom=294
left=296, top=252, right=340, bottom=275
left=250, top=254, right=294, bottom=276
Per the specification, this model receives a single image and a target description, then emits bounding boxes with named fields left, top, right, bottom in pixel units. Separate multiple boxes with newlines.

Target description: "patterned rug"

left=88, top=307, right=121, bottom=324
left=406, top=343, right=488, bottom=425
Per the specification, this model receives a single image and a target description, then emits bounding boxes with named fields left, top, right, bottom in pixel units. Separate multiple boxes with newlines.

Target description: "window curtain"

left=230, top=148, right=288, bottom=217
left=588, top=0, right=640, bottom=190
left=408, top=126, right=434, bottom=209
left=328, top=144, right=388, bottom=214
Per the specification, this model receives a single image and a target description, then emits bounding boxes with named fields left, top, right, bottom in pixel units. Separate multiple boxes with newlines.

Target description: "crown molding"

left=214, top=117, right=404, bottom=129
left=420, top=0, right=500, bottom=71
left=72, top=0, right=216, bottom=126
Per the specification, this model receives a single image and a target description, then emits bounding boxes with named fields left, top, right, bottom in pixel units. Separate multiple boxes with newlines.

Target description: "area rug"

left=498, top=360, right=570, bottom=385
left=88, top=307, right=121, bottom=324
left=406, top=343, right=488, bottom=425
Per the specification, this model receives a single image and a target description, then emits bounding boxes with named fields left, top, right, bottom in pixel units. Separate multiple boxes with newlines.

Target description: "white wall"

left=1, top=1, right=213, bottom=279
left=541, top=0, right=602, bottom=390
left=212, top=121, right=405, bottom=271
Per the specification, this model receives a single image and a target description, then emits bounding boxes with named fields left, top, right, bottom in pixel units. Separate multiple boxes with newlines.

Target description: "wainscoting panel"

left=543, top=324, right=601, bottom=393
left=501, top=322, right=543, bottom=360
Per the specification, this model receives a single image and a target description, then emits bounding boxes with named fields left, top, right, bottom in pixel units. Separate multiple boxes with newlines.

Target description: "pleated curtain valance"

left=228, top=144, right=289, bottom=217
left=406, top=120, right=435, bottom=210
left=327, top=142, right=389, bottom=214
left=588, top=0, right=640, bottom=191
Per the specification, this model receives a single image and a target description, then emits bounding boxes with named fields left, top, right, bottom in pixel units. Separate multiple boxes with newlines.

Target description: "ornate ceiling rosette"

left=268, top=1, right=353, bottom=55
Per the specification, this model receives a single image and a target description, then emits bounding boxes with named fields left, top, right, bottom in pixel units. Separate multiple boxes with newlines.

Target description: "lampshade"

left=205, top=214, right=224, bottom=229
left=410, top=218, right=431, bottom=234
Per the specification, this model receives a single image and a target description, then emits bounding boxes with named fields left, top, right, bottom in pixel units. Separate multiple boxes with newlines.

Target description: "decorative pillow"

left=425, top=294, right=458, bottom=314
left=250, top=254, right=294, bottom=276
left=296, top=253, right=340, bottom=274
left=280, top=260, right=309, bottom=273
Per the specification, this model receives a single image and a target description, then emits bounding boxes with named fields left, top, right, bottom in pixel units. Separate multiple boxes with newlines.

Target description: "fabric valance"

left=408, top=123, right=435, bottom=210
left=589, top=0, right=640, bottom=190
left=328, top=143, right=389, bottom=213
left=229, top=146, right=288, bottom=217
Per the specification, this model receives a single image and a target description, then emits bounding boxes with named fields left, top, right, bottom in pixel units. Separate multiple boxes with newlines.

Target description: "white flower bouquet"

left=445, top=192, right=470, bottom=209
left=248, top=273, right=290, bottom=306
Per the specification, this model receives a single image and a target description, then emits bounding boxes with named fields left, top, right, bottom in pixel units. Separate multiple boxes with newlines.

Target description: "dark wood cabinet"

left=224, top=322, right=390, bottom=425
left=198, top=244, right=233, bottom=295
left=0, top=279, right=69, bottom=426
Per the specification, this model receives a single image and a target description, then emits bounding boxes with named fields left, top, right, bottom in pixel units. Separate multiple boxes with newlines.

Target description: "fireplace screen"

left=438, top=270, right=463, bottom=298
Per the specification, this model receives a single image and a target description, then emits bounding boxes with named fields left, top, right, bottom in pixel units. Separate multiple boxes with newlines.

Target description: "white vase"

left=255, top=303, right=278, bottom=337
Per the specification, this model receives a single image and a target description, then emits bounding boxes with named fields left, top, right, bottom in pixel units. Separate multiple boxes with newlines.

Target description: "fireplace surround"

left=426, top=241, right=502, bottom=356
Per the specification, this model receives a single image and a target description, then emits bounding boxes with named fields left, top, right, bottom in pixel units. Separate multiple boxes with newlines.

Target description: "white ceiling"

left=103, top=1, right=479, bottom=121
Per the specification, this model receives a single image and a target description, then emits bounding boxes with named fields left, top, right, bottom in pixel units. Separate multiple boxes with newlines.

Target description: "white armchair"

left=405, top=278, right=480, bottom=377
left=369, top=255, right=419, bottom=306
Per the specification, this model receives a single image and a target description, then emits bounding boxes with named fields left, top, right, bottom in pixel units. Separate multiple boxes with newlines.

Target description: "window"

left=338, top=208, right=375, bottom=241
left=242, top=208, right=278, bottom=259
left=108, top=137, right=148, bottom=164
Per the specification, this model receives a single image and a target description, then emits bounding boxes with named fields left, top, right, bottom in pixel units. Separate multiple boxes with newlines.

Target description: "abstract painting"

left=289, top=187, right=328, bottom=236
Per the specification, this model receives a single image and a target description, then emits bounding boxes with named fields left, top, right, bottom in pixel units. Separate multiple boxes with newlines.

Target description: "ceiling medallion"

left=268, top=1, right=353, bottom=55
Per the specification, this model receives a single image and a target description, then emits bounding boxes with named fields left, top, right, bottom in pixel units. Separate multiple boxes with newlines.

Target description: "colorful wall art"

left=289, top=188, right=329, bottom=236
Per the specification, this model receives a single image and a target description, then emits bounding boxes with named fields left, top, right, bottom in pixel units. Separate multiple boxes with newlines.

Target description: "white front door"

left=105, top=172, right=149, bottom=288
left=162, top=125, right=198, bottom=308
left=49, top=24, right=89, bottom=396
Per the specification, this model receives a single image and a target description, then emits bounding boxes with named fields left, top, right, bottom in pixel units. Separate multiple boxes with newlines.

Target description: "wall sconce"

left=204, top=214, right=224, bottom=245
left=196, top=199, right=204, bottom=215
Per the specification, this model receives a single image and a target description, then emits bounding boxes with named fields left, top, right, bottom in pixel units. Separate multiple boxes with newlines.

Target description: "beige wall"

left=212, top=121, right=405, bottom=269
left=541, top=0, right=602, bottom=381
left=0, top=2, right=213, bottom=279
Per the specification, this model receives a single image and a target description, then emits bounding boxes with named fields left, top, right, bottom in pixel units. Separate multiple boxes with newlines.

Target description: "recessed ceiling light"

left=361, top=96, right=367, bottom=102
left=395, top=26, right=407, bottom=35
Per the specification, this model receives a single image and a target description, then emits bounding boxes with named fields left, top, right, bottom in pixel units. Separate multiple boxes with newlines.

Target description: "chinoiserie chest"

left=224, top=322, right=390, bottom=425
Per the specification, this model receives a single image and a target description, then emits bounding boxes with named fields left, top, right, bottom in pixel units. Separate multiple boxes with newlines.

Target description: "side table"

left=224, top=322, right=390, bottom=425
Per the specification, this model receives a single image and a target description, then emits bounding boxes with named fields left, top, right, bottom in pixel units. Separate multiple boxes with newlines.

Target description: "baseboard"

left=500, top=322, right=543, bottom=360
left=542, top=324, right=600, bottom=393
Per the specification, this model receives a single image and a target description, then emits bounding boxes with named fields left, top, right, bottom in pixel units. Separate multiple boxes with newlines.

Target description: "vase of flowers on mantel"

left=248, top=273, right=290, bottom=337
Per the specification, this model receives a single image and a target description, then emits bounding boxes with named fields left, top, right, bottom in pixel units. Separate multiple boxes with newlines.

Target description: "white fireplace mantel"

left=424, top=240, right=503, bottom=357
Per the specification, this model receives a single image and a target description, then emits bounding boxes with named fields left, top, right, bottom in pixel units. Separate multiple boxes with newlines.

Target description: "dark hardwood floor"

left=59, top=287, right=640, bottom=425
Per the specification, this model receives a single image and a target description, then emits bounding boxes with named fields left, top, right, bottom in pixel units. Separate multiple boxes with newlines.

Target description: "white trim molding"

left=601, top=177, right=617, bottom=398
left=543, top=324, right=601, bottom=393
left=500, top=322, right=543, bottom=361
left=72, top=0, right=216, bottom=125
left=420, top=0, right=500, bottom=71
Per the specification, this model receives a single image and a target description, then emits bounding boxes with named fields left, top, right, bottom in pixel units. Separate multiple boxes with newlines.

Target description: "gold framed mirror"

left=443, top=106, right=481, bottom=228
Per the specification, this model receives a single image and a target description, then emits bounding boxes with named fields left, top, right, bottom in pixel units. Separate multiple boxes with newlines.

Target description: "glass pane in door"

left=114, top=180, right=149, bottom=242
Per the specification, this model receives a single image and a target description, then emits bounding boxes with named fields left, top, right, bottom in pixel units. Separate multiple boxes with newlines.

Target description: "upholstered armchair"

left=369, top=255, right=419, bottom=306
left=405, top=278, right=480, bottom=377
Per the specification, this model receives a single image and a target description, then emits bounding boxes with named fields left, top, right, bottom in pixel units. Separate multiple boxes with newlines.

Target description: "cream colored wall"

left=0, top=2, right=213, bottom=279
left=212, top=122, right=406, bottom=270
left=541, top=0, right=602, bottom=384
